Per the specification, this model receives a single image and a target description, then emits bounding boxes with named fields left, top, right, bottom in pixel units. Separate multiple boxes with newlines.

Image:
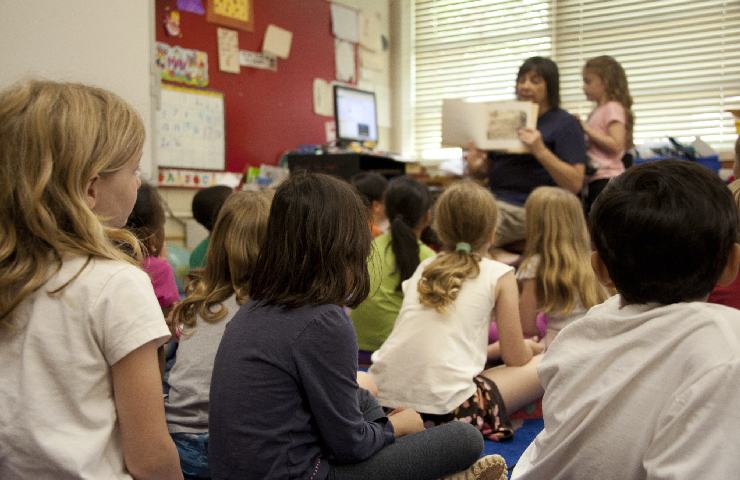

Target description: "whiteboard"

left=156, top=85, right=225, bottom=170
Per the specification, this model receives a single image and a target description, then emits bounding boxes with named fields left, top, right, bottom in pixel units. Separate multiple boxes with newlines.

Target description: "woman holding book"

left=467, top=56, right=586, bottom=249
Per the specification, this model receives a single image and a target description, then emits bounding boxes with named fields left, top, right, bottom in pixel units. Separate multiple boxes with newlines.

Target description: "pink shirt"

left=142, top=256, right=180, bottom=309
left=587, top=100, right=627, bottom=182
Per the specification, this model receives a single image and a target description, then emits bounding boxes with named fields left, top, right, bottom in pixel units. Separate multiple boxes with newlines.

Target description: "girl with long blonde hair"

left=371, top=180, right=543, bottom=444
left=519, top=186, right=608, bottom=347
left=581, top=54, right=635, bottom=212
left=165, top=190, right=271, bottom=478
left=0, top=80, right=181, bottom=479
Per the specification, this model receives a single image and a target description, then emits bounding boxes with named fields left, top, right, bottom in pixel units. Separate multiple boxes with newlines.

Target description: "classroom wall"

left=155, top=0, right=390, bottom=174
left=0, top=0, right=157, bottom=179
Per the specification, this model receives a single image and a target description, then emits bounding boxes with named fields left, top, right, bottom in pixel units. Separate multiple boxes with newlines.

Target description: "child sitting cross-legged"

left=513, top=159, right=740, bottom=479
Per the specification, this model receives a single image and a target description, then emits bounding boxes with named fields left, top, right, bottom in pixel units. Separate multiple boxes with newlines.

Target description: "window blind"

left=411, top=0, right=740, bottom=155
left=555, top=0, right=740, bottom=152
left=413, top=0, right=552, bottom=155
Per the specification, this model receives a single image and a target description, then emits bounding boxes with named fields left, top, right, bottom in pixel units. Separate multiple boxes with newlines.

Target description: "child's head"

left=590, top=160, right=739, bottom=305
left=583, top=55, right=634, bottom=148
left=192, top=185, right=233, bottom=232
left=524, top=186, right=606, bottom=314
left=418, top=181, right=497, bottom=312
left=351, top=171, right=388, bottom=222
left=0, top=80, right=144, bottom=320
left=173, top=190, right=272, bottom=329
left=126, top=182, right=166, bottom=257
left=250, top=172, right=371, bottom=308
left=384, top=176, right=433, bottom=287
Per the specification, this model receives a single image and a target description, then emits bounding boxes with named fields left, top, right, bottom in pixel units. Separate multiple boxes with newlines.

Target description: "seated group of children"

left=2, top=79, right=740, bottom=480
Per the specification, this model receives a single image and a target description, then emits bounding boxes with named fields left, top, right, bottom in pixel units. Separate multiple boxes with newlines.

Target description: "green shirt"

left=189, top=236, right=210, bottom=270
left=351, top=233, right=435, bottom=352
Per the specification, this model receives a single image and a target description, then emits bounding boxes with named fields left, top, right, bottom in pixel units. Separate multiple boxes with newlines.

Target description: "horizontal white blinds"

left=413, top=0, right=740, bottom=155
left=556, top=0, right=740, bottom=152
left=413, top=0, right=552, bottom=154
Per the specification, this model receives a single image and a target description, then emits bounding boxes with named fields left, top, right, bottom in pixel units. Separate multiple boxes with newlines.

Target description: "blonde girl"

left=0, top=80, right=181, bottom=479
left=581, top=55, right=635, bottom=212
left=371, top=180, right=543, bottom=442
left=165, top=190, right=271, bottom=478
left=518, top=186, right=609, bottom=347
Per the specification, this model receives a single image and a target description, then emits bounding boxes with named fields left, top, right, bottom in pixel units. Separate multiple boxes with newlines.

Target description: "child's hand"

left=525, top=337, right=545, bottom=355
left=387, top=407, right=425, bottom=437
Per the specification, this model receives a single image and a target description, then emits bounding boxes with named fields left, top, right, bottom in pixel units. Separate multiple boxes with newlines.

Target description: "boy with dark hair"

left=513, top=160, right=740, bottom=479
left=189, top=185, right=232, bottom=270
left=351, top=172, right=388, bottom=238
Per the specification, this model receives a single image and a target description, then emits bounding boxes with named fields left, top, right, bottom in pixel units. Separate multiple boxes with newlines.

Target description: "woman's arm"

left=518, top=278, right=540, bottom=337
left=112, top=341, right=183, bottom=480
left=494, top=272, right=534, bottom=367
left=465, top=142, right=489, bottom=179
left=582, top=120, right=626, bottom=155
left=518, top=128, right=585, bottom=194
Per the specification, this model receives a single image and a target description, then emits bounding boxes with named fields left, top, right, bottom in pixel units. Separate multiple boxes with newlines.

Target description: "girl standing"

left=351, top=176, right=434, bottom=355
left=166, top=191, right=271, bottom=479
left=518, top=186, right=609, bottom=347
left=0, top=80, right=181, bottom=479
left=370, top=180, right=544, bottom=441
left=581, top=55, right=634, bottom=212
left=208, top=173, right=507, bottom=480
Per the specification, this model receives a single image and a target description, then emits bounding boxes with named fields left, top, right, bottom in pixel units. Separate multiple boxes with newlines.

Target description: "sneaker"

left=442, top=454, right=507, bottom=480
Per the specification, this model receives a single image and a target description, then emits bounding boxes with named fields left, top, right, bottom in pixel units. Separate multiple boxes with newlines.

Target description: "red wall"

left=156, top=0, right=343, bottom=172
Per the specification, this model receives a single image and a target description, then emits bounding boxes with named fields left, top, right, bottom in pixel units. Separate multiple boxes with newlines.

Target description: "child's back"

left=513, top=160, right=740, bottom=479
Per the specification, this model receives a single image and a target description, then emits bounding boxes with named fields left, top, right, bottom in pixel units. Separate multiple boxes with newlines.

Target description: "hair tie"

left=455, top=242, right=471, bottom=253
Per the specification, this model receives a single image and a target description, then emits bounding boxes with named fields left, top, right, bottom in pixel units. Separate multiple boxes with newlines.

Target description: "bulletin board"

left=156, top=84, right=225, bottom=170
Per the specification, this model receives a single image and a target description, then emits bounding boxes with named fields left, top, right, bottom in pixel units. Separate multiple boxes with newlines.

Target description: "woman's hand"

left=464, top=141, right=488, bottom=178
left=518, top=128, right=546, bottom=155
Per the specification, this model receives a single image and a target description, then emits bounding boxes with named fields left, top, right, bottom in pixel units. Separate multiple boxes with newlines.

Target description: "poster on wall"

left=217, top=28, right=240, bottom=73
left=239, top=50, right=277, bottom=71
left=334, top=39, right=355, bottom=83
left=207, top=0, right=254, bottom=31
left=156, top=42, right=209, bottom=87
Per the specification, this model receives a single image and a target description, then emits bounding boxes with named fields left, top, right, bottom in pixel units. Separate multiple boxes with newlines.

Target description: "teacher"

left=468, top=56, right=586, bottom=248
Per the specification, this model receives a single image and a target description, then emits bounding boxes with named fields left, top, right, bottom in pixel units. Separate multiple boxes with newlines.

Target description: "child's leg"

left=330, top=421, right=483, bottom=480
left=481, top=354, right=543, bottom=413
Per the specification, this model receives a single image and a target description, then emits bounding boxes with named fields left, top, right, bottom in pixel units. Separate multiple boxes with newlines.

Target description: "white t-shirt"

left=370, top=256, right=513, bottom=414
left=513, top=295, right=740, bottom=480
left=516, top=254, right=587, bottom=347
left=0, top=256, right=170, bottom=480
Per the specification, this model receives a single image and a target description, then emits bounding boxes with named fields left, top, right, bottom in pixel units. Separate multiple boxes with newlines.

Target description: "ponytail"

left=384, top=176, right=432, bottom=290
left=418, top=246, right=480, bottom=313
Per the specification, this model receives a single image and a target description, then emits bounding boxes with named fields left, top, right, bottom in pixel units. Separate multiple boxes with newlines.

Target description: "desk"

left=286, top=152, right=406, bottom=180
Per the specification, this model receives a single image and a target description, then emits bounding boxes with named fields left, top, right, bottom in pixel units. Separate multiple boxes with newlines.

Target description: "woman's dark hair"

left=192, top=185, right=233, bottom=232
left=249, top=172, right=371, bottom=308
left=590, top=160, right=738, bottom=305
left=517, top=56, right=560, bottom=108
left=351, top=172, right=388, bottom=208
left=384, top=176, right=432, bottom=289
left=126, top=182, right=166, bottom=256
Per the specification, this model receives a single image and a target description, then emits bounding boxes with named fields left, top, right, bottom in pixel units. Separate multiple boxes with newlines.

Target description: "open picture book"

left=442, top=99, right=538, bottom=153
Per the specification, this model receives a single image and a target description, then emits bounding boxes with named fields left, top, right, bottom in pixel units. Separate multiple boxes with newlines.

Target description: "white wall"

left=0, top=0, right=157, bottom=178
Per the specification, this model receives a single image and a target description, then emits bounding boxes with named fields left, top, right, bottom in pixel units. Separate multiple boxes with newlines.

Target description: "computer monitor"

left=334, top=85, right=378, bottom=145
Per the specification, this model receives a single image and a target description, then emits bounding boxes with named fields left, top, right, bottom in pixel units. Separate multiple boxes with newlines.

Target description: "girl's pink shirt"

left=587, top=100, right=627, bottom=182
left=142, top=256, right=180, bottom=309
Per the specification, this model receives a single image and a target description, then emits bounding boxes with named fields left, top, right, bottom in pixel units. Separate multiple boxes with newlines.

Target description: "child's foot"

left=442, top=454, right=507, bottom=480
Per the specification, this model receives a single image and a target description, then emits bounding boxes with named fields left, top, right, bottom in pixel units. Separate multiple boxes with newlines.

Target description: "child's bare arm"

left=112, top=341, right=183, bottom=480
left=582, top=120, right=626, bottom=155
left=494, top=272, right=534, bottom=367
left=518, top=278, right=540, bottom=337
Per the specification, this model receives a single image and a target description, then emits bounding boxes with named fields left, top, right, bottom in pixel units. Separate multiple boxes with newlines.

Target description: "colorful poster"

left=156, top=42, right=209, bottom=87
left=176, top=0, right=205, bottom=15
left=207, top=0, right=253, bottom=31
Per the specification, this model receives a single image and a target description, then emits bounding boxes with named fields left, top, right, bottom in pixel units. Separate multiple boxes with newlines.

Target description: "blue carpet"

left=483, top=418, right=543, bottom=470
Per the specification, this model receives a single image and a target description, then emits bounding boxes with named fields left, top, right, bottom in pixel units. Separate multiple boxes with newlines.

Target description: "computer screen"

left=334, top=85, right=378, bottom=144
